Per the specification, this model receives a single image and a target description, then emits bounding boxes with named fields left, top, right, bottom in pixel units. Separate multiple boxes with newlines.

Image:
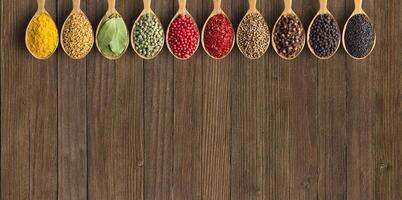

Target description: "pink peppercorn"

left=202, top=14, right=234, bottom=58
left=167, top=14, right=199, bottom=59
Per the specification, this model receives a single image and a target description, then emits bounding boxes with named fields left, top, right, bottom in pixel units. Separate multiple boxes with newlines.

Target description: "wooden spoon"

left=236, top=0, right=270, bottom=59
left=95, top=0, right=129, bottom=60
left=131, top=0, right=165, bottom=59
left=342, top=0, right=376, bottom=59
left=61, top=0, right=94, bottom=59
left=166, top=0, right=200, bottom=60
left=25, top=0, right=59, bottom=59
left=201, top=0, right=235, bottom=59
left=272, top=0, right=305, bottom=60
left=307, top=0, right=341, bottom=59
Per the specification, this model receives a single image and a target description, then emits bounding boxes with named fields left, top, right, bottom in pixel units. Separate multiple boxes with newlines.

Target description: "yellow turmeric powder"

left=26, top=13, right=58, bottom=59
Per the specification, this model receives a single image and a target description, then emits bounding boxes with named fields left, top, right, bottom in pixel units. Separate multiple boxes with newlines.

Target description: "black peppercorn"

left=308, top=14, right=340, bottom=58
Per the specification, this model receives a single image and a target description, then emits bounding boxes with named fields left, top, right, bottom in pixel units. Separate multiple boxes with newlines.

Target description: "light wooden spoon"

left=272, top=0, right=305, bottom=60
left=342, top=0, right=376, bottom=59
left=201, top=0, right=235, bottom=59
left=61, top=0, right=94, bottom=59
left=307, top=0, right=341, bottom=59
left=166, top=0, right=200, bottom=60
left=131, top=0, right=165, bottom=59
left=236, top=0, right=270, bottom=59
left=95, top=0, right=129, bottom=60
left=25, top=0, right=59, bottom=59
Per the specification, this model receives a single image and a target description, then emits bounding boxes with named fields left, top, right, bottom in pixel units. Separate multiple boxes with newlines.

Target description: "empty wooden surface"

left=1, top=0, right=401, bottom=200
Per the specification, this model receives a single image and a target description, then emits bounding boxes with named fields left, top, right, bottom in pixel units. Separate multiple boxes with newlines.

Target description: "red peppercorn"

left=167, top=14, right=199, bottom=59
left=202, top=14, right=234, bottom=58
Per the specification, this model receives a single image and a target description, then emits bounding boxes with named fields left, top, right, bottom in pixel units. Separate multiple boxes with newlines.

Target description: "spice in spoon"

left=96, top=14, right=129, bottom=59
left=61, top=13, right=94, bottom=59
left=26, top=13, right=58, bottom=59
left=132, top=13, right=164, bottom=59
left=308, top=14, right=340, bottom=58
left=237, top=12, right=270, bottom=59
left=273, top=14, right=305, bottom=59
left=344, top=14, right=375, bottom=58
left=168, top=14, right=199, bottom=59
left=203, top=14, right=234, bottom=59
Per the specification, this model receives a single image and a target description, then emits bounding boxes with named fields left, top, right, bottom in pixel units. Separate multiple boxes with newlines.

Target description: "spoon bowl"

left=236, top=0, right=270, bottom=59
left=307, top=0, right=341, bottom=59
left=272, top=0, right=305, bottom=60
left=131, top=0, right=165, bottom=59
left=61, top=0, right=94, bottom=59
left=201, top=0, right=235, bottom=60
left=166, top=0, right=200, bottom=60
left=342, top=0, right=376, bottom=59
left=25, top=0, right=59, bottom=60
left=95, top=0, right=129, bottom=60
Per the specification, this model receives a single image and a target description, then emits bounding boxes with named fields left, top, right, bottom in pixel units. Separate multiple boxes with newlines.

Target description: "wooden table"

left=1, top=0, right=401, bottom=199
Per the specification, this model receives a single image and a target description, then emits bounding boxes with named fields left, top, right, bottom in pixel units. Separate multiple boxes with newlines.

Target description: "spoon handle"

left=72, top=0, right=81, bottom=11
left=213, top=0, right=222, bottom=12
left=319, top=0, right=328, bottom=12
left=178, top=0, right=187, bottom=13
left=107, top=0, right=116, bottom=15
left=284, top=0, right=292, bottom=13
left=143, top=0, right=151, bottom=10
left=354, top=0, right=363, bottom=12
left=37, top=0, right=46, bottom=12
left=248, top=0, right=257, bottom=11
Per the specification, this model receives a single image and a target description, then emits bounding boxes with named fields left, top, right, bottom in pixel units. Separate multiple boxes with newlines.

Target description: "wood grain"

left=287, top=1, right=319, bottom=200
left=263, top=0, right=291, bottom=199
left=346, top=0, right=376, bottom=199
left=143, top=0, right=174, bottom=199
left=1, top=0, right=58, bottom=199
left=57, top=0, right=88, bottom=200
left=171, top=0, right=203, bottom=199
left=231, top=0, right=264, bottom=199
left=316, top=1, right=347, bottom=199
left=201, top=1, right=231, bottom=199
left=87, top=0, right=144, bottom=199
left=372, top=1, right=402, bottom=200
left=1, top=0, right=401, bottom=200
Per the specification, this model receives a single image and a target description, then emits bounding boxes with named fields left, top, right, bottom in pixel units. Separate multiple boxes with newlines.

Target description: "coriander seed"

left=237, top=12, right=270, bottom=59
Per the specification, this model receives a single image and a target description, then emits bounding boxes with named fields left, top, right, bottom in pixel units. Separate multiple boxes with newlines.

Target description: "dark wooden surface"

left=1, top=0, right=401, bottom=199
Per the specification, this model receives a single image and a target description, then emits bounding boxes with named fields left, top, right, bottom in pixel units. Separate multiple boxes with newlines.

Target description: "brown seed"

left=62, top=13, right=94, bottom=59
left=273, top=14, right=305, bottom=59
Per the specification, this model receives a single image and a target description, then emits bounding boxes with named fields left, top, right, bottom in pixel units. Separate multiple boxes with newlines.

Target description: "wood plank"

left=57, top=0, right=88, bottom=199
left=346, top=0, right=376, bottom=199
left=172, top=0, right=203, bottom=199
left=200, top=0, right=231, bottom=200
left=87, top=0, right=144, bottom=199
left=1, top=1, right=33, bottom=198
left=316, top=1, right=347, bottom=200
left=230, top=0, right=264, bottom=199
left=143, top=0, right=174, bottom=199
left=288, top=1, right=318, bottom=199
left=372, top=0, right=402, bottom=199
left=87, top=1, right=116, bottom=199
left=262, top=0, right=291, bottom=199
left=113, top=0, right=144, bottom=198
left=1, top=0, right=58, bottom=199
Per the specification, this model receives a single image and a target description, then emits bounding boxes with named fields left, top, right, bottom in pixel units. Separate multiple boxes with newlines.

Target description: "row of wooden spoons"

left=26, top=0, right=376, bottom=60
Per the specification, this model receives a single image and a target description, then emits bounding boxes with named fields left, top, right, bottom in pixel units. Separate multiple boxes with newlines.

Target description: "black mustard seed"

left=344, top=14, right=375, bottom=58
left=308, top=14, right=340, bottom=58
